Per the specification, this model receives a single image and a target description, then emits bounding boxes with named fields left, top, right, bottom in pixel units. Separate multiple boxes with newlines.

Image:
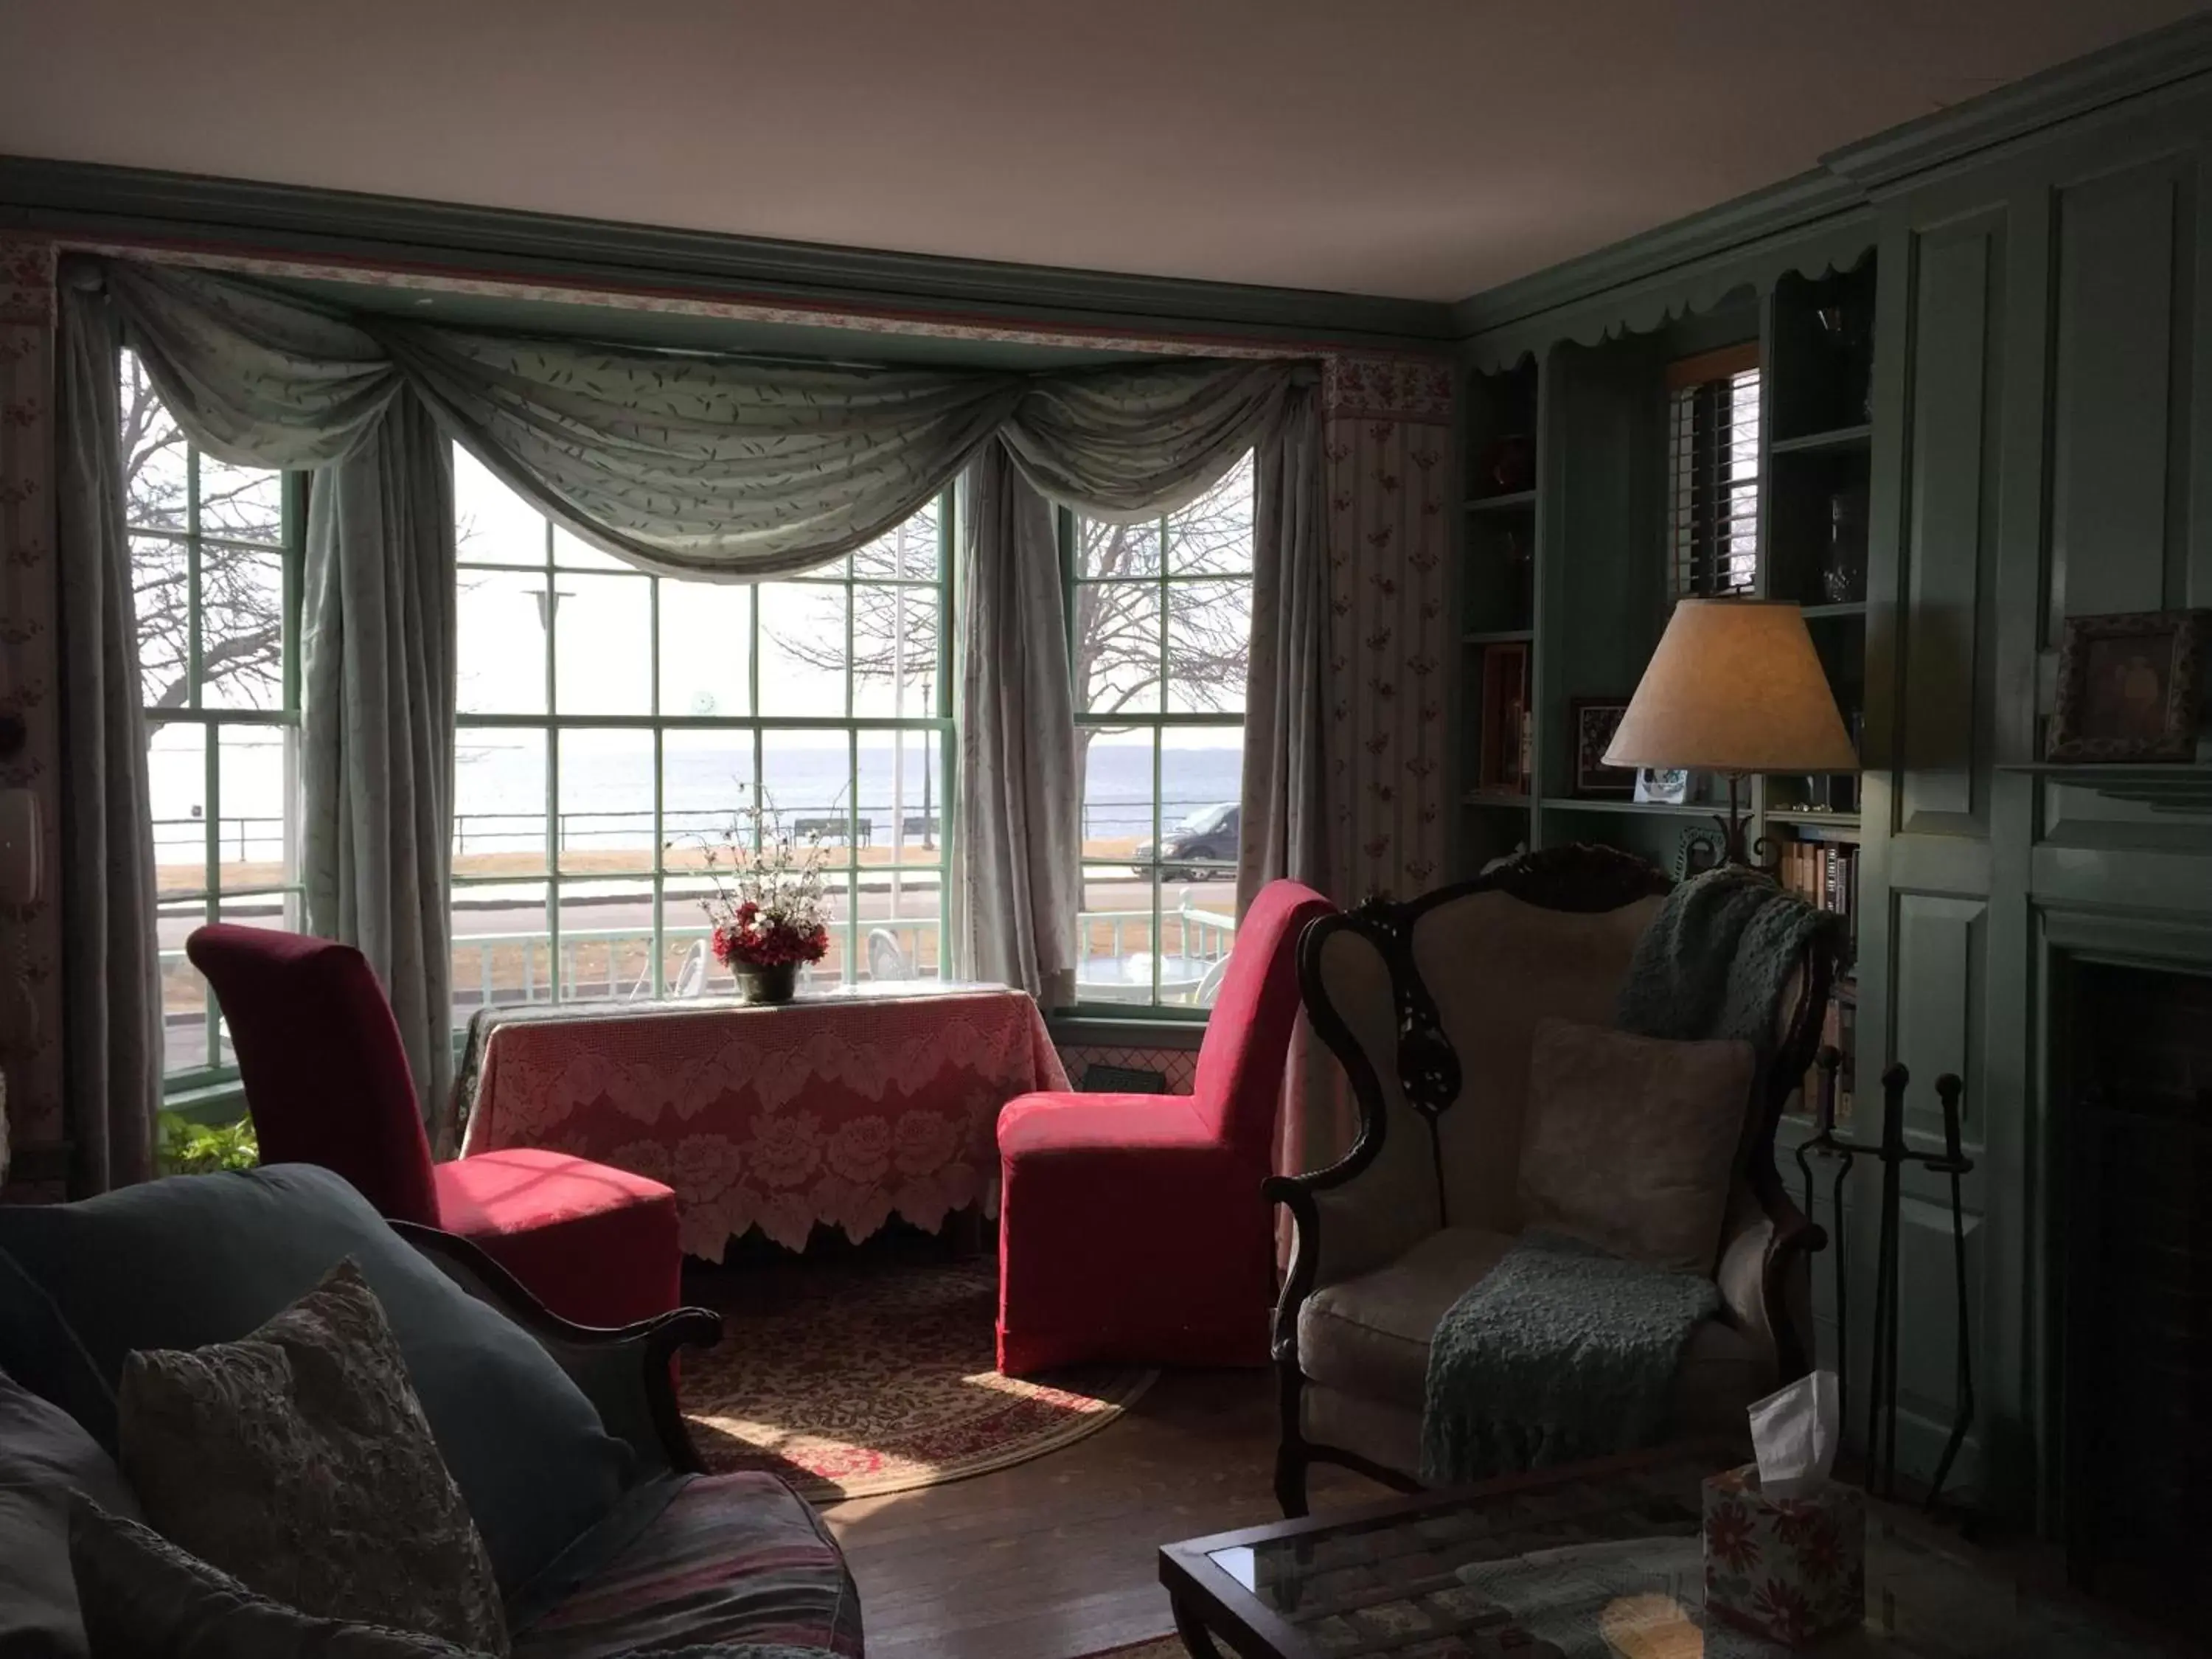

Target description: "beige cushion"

left=117, top=1259, right=507, bottom=1655
left=1517, top=1018, right=1753, bottom=1273
left=1298, top=1227, right=1766, bottom=1439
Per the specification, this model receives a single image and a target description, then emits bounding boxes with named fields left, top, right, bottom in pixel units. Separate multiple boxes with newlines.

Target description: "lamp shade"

left=1604, top=599, right=1859, bottom=774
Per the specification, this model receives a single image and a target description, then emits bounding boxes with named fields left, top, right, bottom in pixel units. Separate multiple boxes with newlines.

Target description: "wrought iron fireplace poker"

left=1795, top=1056, right=1975, bottom=1510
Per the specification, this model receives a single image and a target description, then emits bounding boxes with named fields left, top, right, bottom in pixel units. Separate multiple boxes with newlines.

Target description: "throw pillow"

left=0, top=1164, right=630, bottom=1593
left=1, top=1364, right=143, bottom=1657
left=69, top=1496, right=486, bottom=1658
left=117, top=1259, right=507, bottom=1656
left=1516, top=1017, right=1753, bottom=1273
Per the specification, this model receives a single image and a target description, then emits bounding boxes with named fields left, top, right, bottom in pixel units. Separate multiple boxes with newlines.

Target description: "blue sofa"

left=0, top=1164, right=863, bottom=1656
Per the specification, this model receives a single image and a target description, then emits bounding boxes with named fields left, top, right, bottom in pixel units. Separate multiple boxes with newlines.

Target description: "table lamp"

left=1603, top=598, right=1859, bottom=871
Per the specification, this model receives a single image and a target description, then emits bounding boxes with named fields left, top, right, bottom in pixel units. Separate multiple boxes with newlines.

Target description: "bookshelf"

left=1458, top=253, right=1877, bottom=1110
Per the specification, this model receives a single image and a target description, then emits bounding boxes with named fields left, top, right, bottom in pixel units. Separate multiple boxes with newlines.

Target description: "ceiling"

left=2, top=0, right=2205, bottom=304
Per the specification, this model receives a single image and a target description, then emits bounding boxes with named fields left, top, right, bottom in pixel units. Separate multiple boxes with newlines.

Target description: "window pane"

left=149, top=723, right=207, bottom=897
left=198, top=456, right=285, bottom=546
left=1075, top=515, right=1161, bottom=580
left=451, top=883, right=552, bottom=1013
left=662, top=730, right=757, bottom=866
left=1167, top=453, right=1254, bottom=574
left=1165, top=579, right=1251, bottom=715
left=157, top=898, right=212, bottom=1075
left=810, top=871, right=855, bottom=987
left=557, top=879, right=658, bottom=1001
left=1162, top=883, right=1239, bottom=1009
left=860, top=869, right=943, bottom=983
left=757, top=582, right=848, bottom=717
left=457, top=570, right=549, bottom=715
left=658, top=580, right=752, bottom=719
left=216, top=726, right=291, bottom=890
left=1160, top=726, right=1244, bottom=883
left=557, top=727, right=655, bottom=874
left=1079, top=726, right=1153, bottom=863
left=1074, top=872, right=1159, bottom=1005
left=553, top=574, right=653, bottom=716
left=198, top=546, right=287, bottom=710
left=131, top=535, right=191, bottom=712
left=851, top=585, right=937, bottom=717
left=1074, top=579, right=1162, bottom=716
left=762, top=729, right=854, bottom=849
left=122, top=358, right=188, bottom=532
left=855, top=730, right=944, bottom=865
left=552, top=522, right=630, bottom=573
left=453, top=445, right=547, bottom=566
left=852, top=498, right=940, bottom=582
left=660, top=879, right=720, bottom=997
left=454, top=728, right=546, bottom=877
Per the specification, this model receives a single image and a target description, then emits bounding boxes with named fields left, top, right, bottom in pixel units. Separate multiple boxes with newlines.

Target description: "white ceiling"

left=2, top=0, right=2205, bottom=303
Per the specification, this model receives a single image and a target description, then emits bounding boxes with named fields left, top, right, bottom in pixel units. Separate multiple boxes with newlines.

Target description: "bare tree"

left=766, top=459, right=1254, bottom=778
left=124, top=352, right=288, bottom=717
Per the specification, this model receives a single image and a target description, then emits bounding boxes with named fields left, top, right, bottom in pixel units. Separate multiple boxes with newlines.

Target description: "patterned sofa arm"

left=395, top=1221, right=722, bottom=1478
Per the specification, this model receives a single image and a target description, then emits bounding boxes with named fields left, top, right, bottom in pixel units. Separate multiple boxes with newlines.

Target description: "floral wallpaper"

left=1320, top=355, right=1455, bottom=907
left=0, top=236, right=61, bottom=1197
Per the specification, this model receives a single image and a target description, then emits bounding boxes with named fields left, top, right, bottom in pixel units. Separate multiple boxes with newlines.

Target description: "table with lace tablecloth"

left=453, top=983, right=1066, bottom=1259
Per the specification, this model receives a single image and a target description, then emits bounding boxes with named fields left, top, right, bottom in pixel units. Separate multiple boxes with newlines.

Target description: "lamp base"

left=1683, top=774, right=1781, bottom=877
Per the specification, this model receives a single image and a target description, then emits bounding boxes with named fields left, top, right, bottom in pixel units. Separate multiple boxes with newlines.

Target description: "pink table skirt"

left=455, top=984, right=1068, bottom=1259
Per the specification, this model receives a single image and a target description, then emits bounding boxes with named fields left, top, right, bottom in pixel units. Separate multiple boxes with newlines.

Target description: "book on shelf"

left=1780, top=840, right=1859, bottom=1121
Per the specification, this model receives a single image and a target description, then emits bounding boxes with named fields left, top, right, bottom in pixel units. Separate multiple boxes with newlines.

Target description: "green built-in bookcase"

left=1457, top=254, right=1877, bottom=1107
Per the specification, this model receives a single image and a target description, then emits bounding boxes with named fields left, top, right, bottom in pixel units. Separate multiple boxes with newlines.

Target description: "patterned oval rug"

left=679, top=1255, right=1157, bottom=1502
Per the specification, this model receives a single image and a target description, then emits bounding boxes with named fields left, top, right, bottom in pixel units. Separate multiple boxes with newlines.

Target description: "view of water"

left=149, top=731, right=1245, bottom=863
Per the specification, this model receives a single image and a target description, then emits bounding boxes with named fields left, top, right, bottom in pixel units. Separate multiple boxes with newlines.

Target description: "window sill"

left=161, top=1078, right=249, bottom=1125
left=1046, top=1010, right=1208, bottom=1050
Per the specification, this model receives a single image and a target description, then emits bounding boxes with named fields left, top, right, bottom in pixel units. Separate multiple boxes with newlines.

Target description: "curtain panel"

left=951, top=440, right=1081, bottom=1004
left=53, top=276, right=161, bottom=1193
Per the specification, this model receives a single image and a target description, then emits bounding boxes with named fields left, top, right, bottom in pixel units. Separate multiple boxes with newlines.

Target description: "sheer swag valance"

left=97, top=257, right=1304, bottom=578
left=55, top=252, right=1326, bottom=1183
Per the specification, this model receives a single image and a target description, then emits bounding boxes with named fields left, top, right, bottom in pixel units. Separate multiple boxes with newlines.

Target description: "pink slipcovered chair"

left=186, top=924, right=681, bottom=1332
left=995, top=879, right=1334, bottom=1374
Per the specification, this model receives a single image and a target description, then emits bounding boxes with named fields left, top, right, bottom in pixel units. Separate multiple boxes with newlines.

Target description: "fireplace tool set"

left=1795, top=1056, right=1975, bottom=1511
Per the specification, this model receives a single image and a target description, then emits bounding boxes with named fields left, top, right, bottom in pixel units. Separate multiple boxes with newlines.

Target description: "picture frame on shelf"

left=1569, top=697, right=1635, bottom=796
left=2047, top=610, right=2211, bottom=762
left=1635, top=766, right=1691, bottom=805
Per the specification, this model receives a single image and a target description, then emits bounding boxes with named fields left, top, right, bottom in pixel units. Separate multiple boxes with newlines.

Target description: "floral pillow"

left=115, top=1258, right=508, bottom=1655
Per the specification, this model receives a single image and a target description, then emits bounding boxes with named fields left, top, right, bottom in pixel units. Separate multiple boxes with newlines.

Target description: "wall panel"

left=1899, top=217, right=2004, bottom=831
left=2048, top=160, right=2188, bottom=627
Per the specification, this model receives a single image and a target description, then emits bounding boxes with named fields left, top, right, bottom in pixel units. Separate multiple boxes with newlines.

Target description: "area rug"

left=679, top=1254, right=1157, bottom=1502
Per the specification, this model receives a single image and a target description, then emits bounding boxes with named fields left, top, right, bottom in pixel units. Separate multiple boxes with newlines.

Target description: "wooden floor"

left=821, top=1366, right=1377, bottom=1659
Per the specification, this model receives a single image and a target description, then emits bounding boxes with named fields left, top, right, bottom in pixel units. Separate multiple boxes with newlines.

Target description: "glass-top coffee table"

left=1156, top=1449, right=2168, bottom=1658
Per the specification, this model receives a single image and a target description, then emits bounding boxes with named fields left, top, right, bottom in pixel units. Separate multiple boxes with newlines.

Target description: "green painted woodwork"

left=1899, top=213, right=2003, bottom=830
left=1458, top=45, right=2212, bottom=1536
left=2051, top=161, right=2189, bottom=624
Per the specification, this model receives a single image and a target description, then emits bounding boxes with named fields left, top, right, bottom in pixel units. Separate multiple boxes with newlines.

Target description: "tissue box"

left=1702, top=1465, right=1865, bottom=1646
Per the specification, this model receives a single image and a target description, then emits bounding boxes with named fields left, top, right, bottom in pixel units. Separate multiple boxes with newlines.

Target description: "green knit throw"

left=1420, top=1231, right=1720, bottom=1486
left=1615, top=866, right=1839, bottom=1057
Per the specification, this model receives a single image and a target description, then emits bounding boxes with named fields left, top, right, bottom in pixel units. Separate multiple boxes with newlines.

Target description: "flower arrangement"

left=698, top=789, right=832, bottom=994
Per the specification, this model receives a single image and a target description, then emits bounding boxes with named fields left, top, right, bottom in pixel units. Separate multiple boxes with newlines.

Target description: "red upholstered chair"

left=185, top=924, right=681, bottom=1331
left=995, top=879, right=1334, bottom=1374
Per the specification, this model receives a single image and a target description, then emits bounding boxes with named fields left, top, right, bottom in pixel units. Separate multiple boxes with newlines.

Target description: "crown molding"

left=1450, top=168, right=1863, bottom=340
left=0, top=156, right=1458, bottom=355
left=1823, top=11, right=2212, bottom=191
left=1455, top=13, right=2212, bottom=347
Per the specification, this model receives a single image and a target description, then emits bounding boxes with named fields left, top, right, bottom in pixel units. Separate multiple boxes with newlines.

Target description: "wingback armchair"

left=1267, top=845, right=1836, bottom=1514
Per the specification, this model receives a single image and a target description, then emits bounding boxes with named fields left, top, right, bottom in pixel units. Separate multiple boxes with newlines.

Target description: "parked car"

left=1135, top=802, right=1239, bottom=879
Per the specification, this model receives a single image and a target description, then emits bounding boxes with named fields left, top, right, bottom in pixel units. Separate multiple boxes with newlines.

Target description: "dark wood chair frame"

left=1265, top=844, right=1838, bottom=1517
left=394, top=1220, right=723, bottom=1475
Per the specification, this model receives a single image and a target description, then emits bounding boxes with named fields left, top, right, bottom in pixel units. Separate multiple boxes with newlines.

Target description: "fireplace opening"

left=2061, top=959, right=2212, bottom=1621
